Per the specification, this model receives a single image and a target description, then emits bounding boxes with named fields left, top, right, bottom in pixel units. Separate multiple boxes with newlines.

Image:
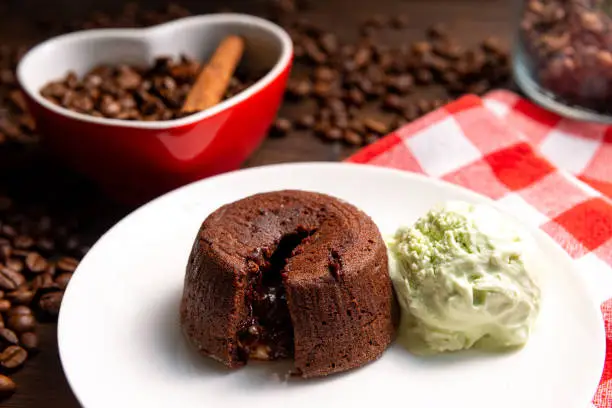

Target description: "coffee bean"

left=378, top=53, right=394, bottom=71
left=293, top=44, right=305, bottom=58
left=422, top=53, right=449, bottom=74
left=415, top=69, right=434, bottom=85
left=1, top=225, right=16, bottom=239
left=0, top=240, right=9, bottom=257
left=287, top=79, right=312, bottom=97
left=345, top=88, right=365, bottom=106
left=417, top=99, right=434, bottom=114
left=382, top=94, right=404, bottom=113
left=0, top=374, right=16, bottom=397
left=403, top=104, right=420, bottom=121
left=433, top=40, right=464, bottom=60
left=481, top=36, right=505, bottom=55
left=303, top=39, right=327, bottom=64
left=0, top=328, right=18, bottom=347
left=319, top=33, right=338, bottom=55
left=364, top=133, right=379, bottom=145
left=318, top=108, right=332, bottom=122
left=19, top=332, right=37, bottom=351
left=25, top=252, right=48, bottom=274
left=440, top=70, right=460, bottom=86
left=427, top=23, right=448, bottom=39
left=7, top=313, right=35, bottom=334
left=99, top=95, right=122, bottom=117
left=313, top=81, right=332, bottom=98
left=45, top=263, right=56, bottom=277
left=116, top=66, right=142, bottom=90
left=364, top=65, right=384, bottom=85
left=271, top=118, right=293, bottom=137
left=8, top=91, right=27, bottom=113
left=326, top=98, right=346, bottom=114
left=11, top=234, right=32, bottom=250
left=297, top=115, right=316, bottom=129
left=7, top=306, right=31, bottom=317
left=0, top=345, right=27, bottom=369
left=65, top=72, right=78, bottom=89
left=0, top=69, right=15, bottom=86
left=55, top=273, right=72, bottom=290
left=5, top=259, right=22, bottom=274
left=343, top=130, right=363, bottom=146
left=5, top=289, right=34, bottom=306
left=0, top=300, right=9, bottom=313
left=31, top=273, right=56, bottom=293
left=39, top=291, right=63, bottom=317
left=363, top=118, right=389, bottom=135
left=11, top=250, right=29, bottom=258
left=412, top=41, right=432, bottom=55
left=431, top=99, right=446, bottom=110
left=314, top=66, right=335, bottom=82
left=353, top=47, right=373, bottom=68
left=357, top=78, right=376, bottom=97
left=387, top=75, right=414, bottom=94
left=348, top=118, right=365, bottom=133
left=362, top=14, right=387, bottom=28
left=467, top=80, right=490, bottom=95
left=0, top=267, right=24, bottom=291
left=391, top=15, right=409, bottom=29
left=323, top=127, right=342, bottom=142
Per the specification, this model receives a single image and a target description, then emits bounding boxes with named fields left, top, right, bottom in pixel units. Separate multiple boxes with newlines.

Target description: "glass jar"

left=514, top=0, right=612, bottom=122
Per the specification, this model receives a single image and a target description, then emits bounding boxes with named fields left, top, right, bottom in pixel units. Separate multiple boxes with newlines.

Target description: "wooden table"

left=1, top=0, right=514, bottom=406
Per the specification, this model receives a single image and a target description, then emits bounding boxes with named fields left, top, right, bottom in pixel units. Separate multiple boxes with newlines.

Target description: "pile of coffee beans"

left=268, top=2, right=510, bottom=146
left=0, top=192, right=91, bottom=399
left=40, top=56, right=259, bottom=121
left=520, top=0, right=612, bottom=113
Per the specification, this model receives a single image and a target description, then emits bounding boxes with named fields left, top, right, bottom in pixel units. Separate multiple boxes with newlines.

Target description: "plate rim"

left=57, top=161, right=607, bottom=407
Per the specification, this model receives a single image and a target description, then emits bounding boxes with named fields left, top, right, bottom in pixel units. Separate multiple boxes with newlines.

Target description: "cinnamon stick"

left=181, top=35, right=245, bottom=113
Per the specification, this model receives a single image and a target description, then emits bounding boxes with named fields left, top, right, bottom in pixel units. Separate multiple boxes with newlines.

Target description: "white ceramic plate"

left=58, top=163, right=605, bottom=408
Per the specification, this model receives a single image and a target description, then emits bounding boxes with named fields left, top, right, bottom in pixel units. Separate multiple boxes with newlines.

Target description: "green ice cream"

left=388, top=201, right=541, bottom=355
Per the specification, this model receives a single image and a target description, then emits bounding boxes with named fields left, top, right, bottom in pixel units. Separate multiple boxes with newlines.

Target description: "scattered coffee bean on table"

left=0, top=193, right=89, bottom=400
left=0, top=345, right=28, bottom=369
left=0, top=374, right=16, bottom=397
left=40, top=56, right=260, bottom=121
left=267, top=0, right=510, bottom=146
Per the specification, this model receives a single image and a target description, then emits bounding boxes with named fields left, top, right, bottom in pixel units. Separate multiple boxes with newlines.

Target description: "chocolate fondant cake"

left=180, top=190, right=396, bottom=378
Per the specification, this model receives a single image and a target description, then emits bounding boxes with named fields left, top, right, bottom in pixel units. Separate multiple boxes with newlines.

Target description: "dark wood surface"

left=0, top=0, right=514, bottom=406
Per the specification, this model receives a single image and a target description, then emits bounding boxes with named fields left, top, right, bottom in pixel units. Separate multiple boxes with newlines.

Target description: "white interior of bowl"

left=17, top=14, right=293, bottom=129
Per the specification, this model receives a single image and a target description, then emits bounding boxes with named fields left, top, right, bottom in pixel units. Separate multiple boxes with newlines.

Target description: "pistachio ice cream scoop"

left=387, top=201, right=541, bottom=355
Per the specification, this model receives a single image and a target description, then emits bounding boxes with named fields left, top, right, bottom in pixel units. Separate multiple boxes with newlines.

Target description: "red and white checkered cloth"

left=346, top=90, right=612, bottom=407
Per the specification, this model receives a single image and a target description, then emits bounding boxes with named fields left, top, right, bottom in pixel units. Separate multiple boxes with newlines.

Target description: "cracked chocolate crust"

left=180, top=190, right=398, bottom=378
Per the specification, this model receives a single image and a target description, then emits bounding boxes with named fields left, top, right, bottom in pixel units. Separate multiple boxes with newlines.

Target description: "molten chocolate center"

left=238, top=230, right=312, bottom=361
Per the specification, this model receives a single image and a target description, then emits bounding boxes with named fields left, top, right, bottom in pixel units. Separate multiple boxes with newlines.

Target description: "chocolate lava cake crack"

left=237, top=228, right=316, bottom=362
left=327, top=249, right=343, bottom=281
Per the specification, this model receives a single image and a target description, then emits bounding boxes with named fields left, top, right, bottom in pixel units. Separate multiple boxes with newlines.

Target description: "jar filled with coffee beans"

left=515, top=0, right=612, bottom=122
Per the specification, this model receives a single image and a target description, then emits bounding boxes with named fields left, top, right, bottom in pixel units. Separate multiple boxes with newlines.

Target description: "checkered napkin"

left=346, top=91, right=612, bottom=406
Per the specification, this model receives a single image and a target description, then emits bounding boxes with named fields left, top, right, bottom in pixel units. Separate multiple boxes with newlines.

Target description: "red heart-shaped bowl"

left=17, top=14, right=293, bottom=204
